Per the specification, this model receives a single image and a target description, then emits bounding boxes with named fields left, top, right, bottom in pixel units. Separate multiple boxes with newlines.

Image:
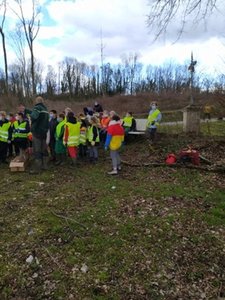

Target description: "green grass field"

left=0, top=136, right=225, bottom=299
left=159, top=120, right=225, bottom=137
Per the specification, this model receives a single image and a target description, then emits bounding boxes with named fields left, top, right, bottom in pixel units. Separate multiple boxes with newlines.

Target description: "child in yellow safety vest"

left=122, top=112, right=136, bottom=134
left=78, top=113, right=88, bottom=159
left=12, top=113, right=30, bottom=161
left=63, top=112, right=80, bottom=166
left=7, top=112, right=17, bottom=157
left=55, top=113, right=67, bottom=165
left=87, top=116, right=100, bottom=163
left=0, top=111, right=12, bottom=163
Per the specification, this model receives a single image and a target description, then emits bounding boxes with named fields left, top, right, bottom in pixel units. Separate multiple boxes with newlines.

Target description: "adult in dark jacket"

left=93, top=101, right=103, bottom=113
left=29, top=96, right=49, bottom=174
left=49, top=110, right=58, bottom=161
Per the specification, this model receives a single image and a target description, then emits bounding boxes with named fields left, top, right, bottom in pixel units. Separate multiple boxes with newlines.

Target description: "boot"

left=55, top=154, right=62, bottom=166
left=42, top=156, right=49, bottom=170
left=70, top=157, right=77, bottom=167
left=29, top=159, right=42, bottom=174
left=55, top=154, right=65, bottom=166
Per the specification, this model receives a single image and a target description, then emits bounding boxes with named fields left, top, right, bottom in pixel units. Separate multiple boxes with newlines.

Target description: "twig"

left=121, top=160, right=225, bottom=173
left=199, top=155, right=213, bottom=165
left=42, top=246, right=62, bottom=268
left=51, top=211, right=87, bottom=230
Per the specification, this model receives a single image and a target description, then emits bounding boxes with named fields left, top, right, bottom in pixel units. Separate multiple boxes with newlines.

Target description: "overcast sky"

left=2, top=0, right=225, bottom=75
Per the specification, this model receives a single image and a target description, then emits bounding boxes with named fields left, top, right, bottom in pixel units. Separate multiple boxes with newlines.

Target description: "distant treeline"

left=0, top=55, right=224, bottom=100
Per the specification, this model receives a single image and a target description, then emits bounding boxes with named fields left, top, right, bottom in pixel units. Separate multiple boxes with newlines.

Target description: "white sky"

left=1, top=0, right=225, bottom=76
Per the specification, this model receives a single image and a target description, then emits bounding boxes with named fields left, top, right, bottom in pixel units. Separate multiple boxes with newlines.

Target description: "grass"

left=158, top=119, right=225, bottom=136
left=0, top=138, right=225, bottom=299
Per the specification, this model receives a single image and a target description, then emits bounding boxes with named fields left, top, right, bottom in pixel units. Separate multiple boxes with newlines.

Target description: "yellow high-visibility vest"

left=13, top=121, right=28, bottom=139
left=147, top=109, right=161, bottom=127
left=56, top=120, right=66, bottom=139
left=87, top=125, right=100, bottom=143
left=65, top=122, right=80, bottom=146
left=123, top=116, right=133, bottom=128
left=0, top=122, right=10, bottom=142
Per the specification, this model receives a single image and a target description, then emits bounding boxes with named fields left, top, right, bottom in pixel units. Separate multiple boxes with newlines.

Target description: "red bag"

left=166, top=153, right=177, bottom=165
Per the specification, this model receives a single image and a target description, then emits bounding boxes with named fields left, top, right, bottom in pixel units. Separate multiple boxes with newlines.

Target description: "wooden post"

left=183, top=105, right=201, bottom=134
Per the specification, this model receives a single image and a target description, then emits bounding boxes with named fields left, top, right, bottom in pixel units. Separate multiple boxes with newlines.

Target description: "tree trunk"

left=0, top=28, right=8, bottom=94
left=30, top=42, right=36, bottom=95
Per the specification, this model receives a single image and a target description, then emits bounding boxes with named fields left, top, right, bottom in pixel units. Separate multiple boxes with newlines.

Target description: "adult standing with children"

left=29, top=96, right=49, bottom=174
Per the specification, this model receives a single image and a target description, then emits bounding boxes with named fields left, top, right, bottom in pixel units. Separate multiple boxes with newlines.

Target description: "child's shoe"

left=107, top=169, right=118, bottom=175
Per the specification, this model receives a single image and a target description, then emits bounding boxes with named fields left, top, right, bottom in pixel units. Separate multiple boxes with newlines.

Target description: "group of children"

left=49, top=108, right=129, bottom=175
left=0, top=105, right=138, bottom=175
left=0, top=110, right=31, bottom=164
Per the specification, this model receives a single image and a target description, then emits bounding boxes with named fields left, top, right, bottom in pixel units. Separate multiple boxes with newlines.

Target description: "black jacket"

left=49, top=117, right=58, bottom=142
left=93, top=104, right=103, bottom=113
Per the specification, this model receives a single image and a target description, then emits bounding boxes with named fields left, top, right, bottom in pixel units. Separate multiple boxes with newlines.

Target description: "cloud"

left=38, top=0, right=151, bottom=63
left=1, top=0, right=225, bottom=76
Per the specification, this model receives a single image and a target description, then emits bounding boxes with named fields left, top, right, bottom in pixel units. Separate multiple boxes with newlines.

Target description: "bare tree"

left=147, top=0, right=218, bottom=40
left=121, top=52, right=140, bottom=95
left=0, top=0, right=8, bottom=94
left=10, top=24, right=31, bottom=98
left=12, top=0, right=41, bottom=96
left=45, top=65, right=57, bottom=97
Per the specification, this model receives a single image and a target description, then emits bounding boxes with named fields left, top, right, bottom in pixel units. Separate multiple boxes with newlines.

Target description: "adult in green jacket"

left=29, top=96, right=49, bottom=174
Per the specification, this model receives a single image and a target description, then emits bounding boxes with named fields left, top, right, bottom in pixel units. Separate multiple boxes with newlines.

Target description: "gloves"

left=91, top=141, right=95, bottom=146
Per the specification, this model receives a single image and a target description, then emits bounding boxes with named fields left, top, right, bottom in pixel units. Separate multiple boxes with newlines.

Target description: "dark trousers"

left=8, top=141, right=19, bottom=157
left=49, top=139, right=56, bottom=160
left=14, top=139, right=28, bottom=150
left=147, top=128, right=157, bottom=141
left=100, top=129, right=107, bottom=144
left=79, top=144, right=87, bottom=158
left=32, top=135, right=48, bottom=160
left=88, top=146, right=98, bottom=161
left=0, top=141, right=8, bottom=162
left=8, top=142, right=13, bottom=157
